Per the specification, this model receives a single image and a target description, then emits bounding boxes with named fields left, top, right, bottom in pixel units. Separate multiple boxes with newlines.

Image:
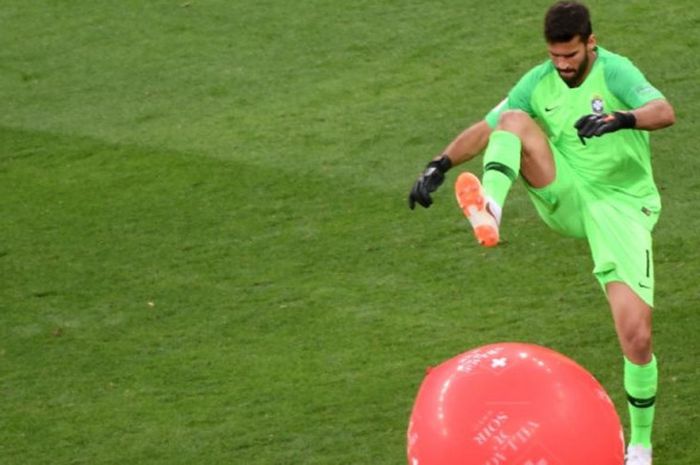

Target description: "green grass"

left=1, top=1, right=699, bottom=464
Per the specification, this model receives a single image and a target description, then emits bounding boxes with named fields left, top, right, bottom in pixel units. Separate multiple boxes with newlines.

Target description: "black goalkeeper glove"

left=574, top=111, right=636, bottom=145
left=408, top=155, right=452, bottom=209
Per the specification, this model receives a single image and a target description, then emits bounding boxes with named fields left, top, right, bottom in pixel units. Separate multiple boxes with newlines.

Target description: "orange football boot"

left=454, top=172, right=499, bottom=247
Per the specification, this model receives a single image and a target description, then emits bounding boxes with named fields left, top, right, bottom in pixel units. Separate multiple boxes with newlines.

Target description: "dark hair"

left=544, top=1, right=592, bottom=43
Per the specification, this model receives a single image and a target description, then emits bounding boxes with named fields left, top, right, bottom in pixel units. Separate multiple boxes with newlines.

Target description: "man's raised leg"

left=455, top=110, right=555, bottom=246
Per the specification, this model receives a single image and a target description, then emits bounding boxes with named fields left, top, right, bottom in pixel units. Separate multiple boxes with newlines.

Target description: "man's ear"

left=587, top=34, right=597, bottom=51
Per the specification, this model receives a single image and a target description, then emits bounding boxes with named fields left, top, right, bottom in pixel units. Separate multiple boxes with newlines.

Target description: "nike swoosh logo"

left=639, top=282, right=652, bottom=289
left=545, top=106, right=559, bottom=112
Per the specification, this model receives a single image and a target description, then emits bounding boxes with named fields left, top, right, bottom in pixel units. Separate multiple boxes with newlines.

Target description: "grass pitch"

left=1, top=1, right=699, bottom=464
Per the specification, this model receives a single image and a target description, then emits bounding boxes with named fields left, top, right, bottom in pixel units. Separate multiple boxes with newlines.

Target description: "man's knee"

left=624, top=326, right=652, bottom=353
left=619, top=320, right=653, bottom=363
left=496, top=110, right=536, bottom=132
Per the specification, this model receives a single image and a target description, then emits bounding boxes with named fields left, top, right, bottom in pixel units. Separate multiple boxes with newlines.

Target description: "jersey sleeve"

left=484, top=65, right=544, bottom=128
left=603, top=56, right=665, bottom=109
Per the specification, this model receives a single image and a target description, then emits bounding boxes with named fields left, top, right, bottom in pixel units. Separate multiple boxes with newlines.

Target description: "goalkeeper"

left=407, top=2, right=675, bottom=465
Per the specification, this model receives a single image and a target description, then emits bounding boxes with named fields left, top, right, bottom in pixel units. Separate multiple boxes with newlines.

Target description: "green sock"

left=624, top=355, right=658, bottom=448
left=482, top=130, right=521, bottom=208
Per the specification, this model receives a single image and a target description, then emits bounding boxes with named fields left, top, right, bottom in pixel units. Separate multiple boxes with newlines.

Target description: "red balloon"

left=407, top=343, right=624, bottom=465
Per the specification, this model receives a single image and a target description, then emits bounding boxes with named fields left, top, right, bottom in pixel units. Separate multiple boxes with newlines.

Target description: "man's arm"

left=629, top=98, right=675, bottom=131
left=575, top=98, right=675, bottom=142
left=408, top=120, right=492, bottom=209
left=441, top=120, right=493, bottom=166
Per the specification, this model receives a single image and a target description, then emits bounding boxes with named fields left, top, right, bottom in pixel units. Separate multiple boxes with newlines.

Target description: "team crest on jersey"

left=591, top=95, right=605, bottom=114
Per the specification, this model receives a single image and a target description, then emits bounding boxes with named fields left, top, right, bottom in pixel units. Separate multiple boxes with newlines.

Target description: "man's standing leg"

left=607, top=282, right=657, bottom=465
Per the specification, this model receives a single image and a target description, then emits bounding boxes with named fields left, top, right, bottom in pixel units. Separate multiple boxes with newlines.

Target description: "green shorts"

left=525, top=145, right=660, bottom=307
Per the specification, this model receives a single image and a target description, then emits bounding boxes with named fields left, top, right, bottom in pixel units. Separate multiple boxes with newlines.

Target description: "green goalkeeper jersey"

left=485, top=46, right=665, bottom=205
